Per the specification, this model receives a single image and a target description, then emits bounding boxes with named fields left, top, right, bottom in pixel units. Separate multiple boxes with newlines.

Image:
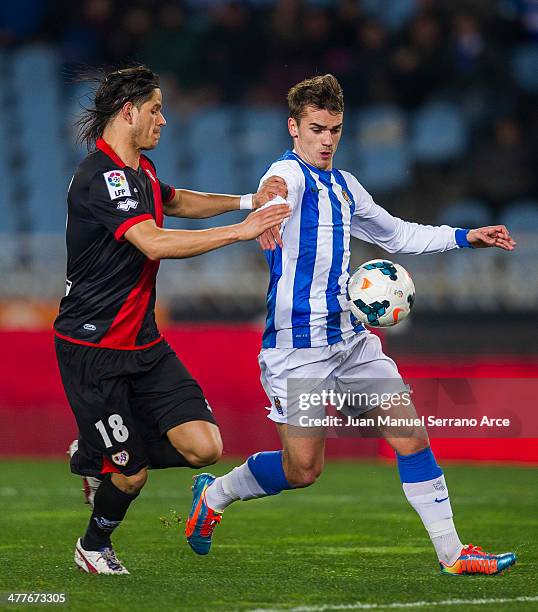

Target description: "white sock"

left=204, top=461, right=267, bottom=512
left=402, top=475, right=463, bottom=566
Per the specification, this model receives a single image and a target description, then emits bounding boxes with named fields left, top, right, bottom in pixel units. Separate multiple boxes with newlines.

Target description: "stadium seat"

left=147, top=111, right=182, bottom=187
left=0, top=106, right=17, bottom=235
left=188, top=108, right=240, bottom=200
left=410, top=101, right=468, bottom=164
left=360, top=0, right=418, bottom=31
left=512, top=43, right=538, bottom=93
left=24, top=147, right=70, bottom=233
left=499, top=200, right=538, bottom=231
left=66, top=80, right=95, bottom=162
left=334, top=139, right=356, bottom=173
left=499, top=201, right=538, bottom=309
left=12, top=44, right=58, bottom=86
left=0, top=170, right=17, bottom=235
left=444, top=247, right=501, bottom=309
left=355, top=105, right=411, bottom=192
left=238, top=107, right=289, bottom=183
left=437, top=199, right=492, bottom=229
left=12, top=45, right=70, bottom=234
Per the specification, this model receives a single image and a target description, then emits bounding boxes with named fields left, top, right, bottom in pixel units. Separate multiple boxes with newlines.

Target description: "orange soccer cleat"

left=185, top=473, right=222, bottom=555
left=440, top=544, right=516, bottom=576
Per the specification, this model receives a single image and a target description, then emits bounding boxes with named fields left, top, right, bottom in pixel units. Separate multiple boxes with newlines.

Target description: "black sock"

left=144, top=436, right=195, bottom=469
left=82, top=475, right=139, bottom=551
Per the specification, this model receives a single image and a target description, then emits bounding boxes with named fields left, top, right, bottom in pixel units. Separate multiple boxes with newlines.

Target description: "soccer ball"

left=348, top=259, right=415, bottom=327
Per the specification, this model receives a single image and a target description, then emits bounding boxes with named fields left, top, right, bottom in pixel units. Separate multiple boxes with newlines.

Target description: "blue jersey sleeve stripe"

left=332, top=169, right=365, bottom=335
left=262, top=247, right=282, bottom=348
left=326, top=178, right=345, bottom=345
left=291, top=166, right=319, bottom=348
left=261, top=150, right=298, bottom=349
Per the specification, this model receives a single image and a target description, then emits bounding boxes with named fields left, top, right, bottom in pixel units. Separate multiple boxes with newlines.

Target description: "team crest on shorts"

left=433, top=479, right=446, bottom=491
left=111, top=450, right=130, bottom=466
left=273, top=396, right=284, bottom=416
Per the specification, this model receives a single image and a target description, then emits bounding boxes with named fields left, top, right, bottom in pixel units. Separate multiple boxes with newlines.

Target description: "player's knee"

left=391, top=435, right=430, bottom=456
left=183, top=439, right=223, bottom=468
left=112, top=468, right=148, bottom=495
left=287, top=462, right=323, bottom=488
left=291, top=468, right=321, bottom=488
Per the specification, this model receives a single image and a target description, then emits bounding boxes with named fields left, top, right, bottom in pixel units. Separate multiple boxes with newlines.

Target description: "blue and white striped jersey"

left=259, top=150, right=463, bottom=350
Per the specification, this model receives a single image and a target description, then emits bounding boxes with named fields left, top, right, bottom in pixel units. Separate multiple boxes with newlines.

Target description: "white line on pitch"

left=249, top=595, right=538, bottom=612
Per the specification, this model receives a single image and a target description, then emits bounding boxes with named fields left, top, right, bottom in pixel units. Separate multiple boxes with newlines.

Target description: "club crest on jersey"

left=342, top=189, right=351, bottom=205
left=116, top=198, right=138, bottom=211
left=111, top=450, right=130, bottom=466
left=103, top=170, right=132, bottom=199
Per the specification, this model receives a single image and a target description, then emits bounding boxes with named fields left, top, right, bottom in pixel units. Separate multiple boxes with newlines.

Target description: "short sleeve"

left=159, top=180, right=176, bottom=204
left=88, top=170, right=154, bottom=241
left=258, top=160, right=305, bottom=211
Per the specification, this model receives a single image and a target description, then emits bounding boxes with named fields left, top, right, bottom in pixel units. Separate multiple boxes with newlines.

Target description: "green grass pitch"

left=0, top=459, right=537, bottom=611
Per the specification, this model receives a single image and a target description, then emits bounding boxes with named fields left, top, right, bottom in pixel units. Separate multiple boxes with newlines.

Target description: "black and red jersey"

left=54, top=138, right=175, bottom=350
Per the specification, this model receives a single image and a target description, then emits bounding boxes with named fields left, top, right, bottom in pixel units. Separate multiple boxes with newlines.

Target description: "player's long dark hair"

left=75, top=65, right=160, bottom=149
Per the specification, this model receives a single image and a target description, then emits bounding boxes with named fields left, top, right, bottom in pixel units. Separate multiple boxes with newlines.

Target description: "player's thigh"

left=336, top=334, right=429, bottom=453
left=167, top=420, right=222, bottom=465
left=130, top=345, right=220, bottom=459
left=335, top=332, right=409, bottom=415
left=55, top=339, right=149, bottom=477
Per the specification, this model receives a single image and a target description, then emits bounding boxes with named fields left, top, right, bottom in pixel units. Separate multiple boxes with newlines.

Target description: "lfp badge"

left=103, top=170, right=132, bottom=199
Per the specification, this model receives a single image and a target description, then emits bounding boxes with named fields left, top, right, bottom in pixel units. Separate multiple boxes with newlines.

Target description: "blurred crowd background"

left=0, top=0, right=536, bottom=351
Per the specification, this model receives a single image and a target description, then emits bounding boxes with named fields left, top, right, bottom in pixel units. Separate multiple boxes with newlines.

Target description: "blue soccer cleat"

left=440, top=544, right=517, bottom=576
left=185, top=473, right=222, bottom=555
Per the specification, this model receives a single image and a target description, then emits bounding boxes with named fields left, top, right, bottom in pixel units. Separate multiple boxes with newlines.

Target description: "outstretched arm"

left=351, top=201, right=516, bottom=254
left=124, top=204, right=291, bottom=260
left=351, top=200, right=459, bottom=254
left=163, top=176, right=287, bottom=218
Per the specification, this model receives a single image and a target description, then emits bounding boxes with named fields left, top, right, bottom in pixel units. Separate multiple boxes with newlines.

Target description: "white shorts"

left=258, top=331, right=408, bottom=425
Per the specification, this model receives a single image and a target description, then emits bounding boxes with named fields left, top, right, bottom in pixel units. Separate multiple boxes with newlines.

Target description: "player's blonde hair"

left=287, top=74, right=344, bottom=123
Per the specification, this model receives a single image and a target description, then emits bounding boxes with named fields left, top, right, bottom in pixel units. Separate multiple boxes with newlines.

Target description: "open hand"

left=238, top=204, right=291, bottom=241
left=467, top=226, right=517, bottom=250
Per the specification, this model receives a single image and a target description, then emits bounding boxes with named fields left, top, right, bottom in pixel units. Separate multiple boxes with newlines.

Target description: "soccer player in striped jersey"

left=185, top=75, right=517, bottom=576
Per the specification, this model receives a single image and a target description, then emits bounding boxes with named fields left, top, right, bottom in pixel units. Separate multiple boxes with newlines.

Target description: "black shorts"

left=55, top=337, right=216, bottom=477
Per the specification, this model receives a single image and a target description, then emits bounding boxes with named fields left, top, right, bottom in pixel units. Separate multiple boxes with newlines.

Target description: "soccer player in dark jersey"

left=54, top=66, right=290, bottom=575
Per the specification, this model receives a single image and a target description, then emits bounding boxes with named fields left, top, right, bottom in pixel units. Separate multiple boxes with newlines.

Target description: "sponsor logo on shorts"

left=82, top=323, right=96, bottom=332
left=273, top=396, right=284, bottom=416
left=205, top=399, right=213, bottom=413
left=116, top=198, right=138, bottom=211
left=103, top=170, right=132, bottom=199
left=111, top=450, right=130, bottom=466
